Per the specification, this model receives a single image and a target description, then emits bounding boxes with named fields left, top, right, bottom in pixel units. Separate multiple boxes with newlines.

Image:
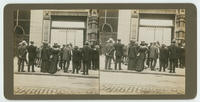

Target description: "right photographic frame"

left=99, top=9, right=186, bottom=95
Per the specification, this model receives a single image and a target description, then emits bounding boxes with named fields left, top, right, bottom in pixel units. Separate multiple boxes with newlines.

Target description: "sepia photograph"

left=99, top=9, right=185, bottom=95
left=13, top=8, right=185, bottom=95
left=13, top=9, right=100, bottom=95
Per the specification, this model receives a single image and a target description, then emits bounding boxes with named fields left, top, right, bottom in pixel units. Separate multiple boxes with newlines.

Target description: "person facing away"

left=41, top=42, right=50, bottom=73
left=149, top=42, right=159, bottom=71
left=72, top=46, right=81, bottom=74
left=113, top=39, right=124, bottom=70
left=168, top=40, right=179, bottom=73
left=48, top=43, right=60, bottom=74
left=127, top=40, right=138, bottom=70
left=62, top=44, right=72, bottom=73
left=82, top=41, right=91, bottom=75
left=135, top=41, right=148, bottom=71
left=159, top=44, right=169, bottom=72
left=27, top=41, right=37, bottom=72
left=59, top=44, right=65, bottom=70
left=104, top=39, right=114, bottom=70
left=17, top=41, right=27, bottom=72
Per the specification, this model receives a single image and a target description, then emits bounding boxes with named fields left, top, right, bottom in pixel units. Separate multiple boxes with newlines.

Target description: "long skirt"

left=128, top=58, right=137, bottom=70
left=48, top=58, right=58, bottom=74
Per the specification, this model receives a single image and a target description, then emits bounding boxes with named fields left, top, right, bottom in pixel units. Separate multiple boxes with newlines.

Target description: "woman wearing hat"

left=135, top=41, right=148, bottom=72
left=48, top=43, right=60, bottom=74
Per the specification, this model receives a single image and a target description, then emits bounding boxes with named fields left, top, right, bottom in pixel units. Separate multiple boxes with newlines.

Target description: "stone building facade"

left=99, top=9, right=185, bottom=46
left=14, top=9, right=185, bottom=50
left=28, top=9, right=99, bottom=47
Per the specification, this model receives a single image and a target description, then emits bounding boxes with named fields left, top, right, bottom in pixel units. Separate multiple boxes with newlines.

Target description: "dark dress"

left=41, top=46, right=50, bottom=72
left=127, top=44, right=138, bottom=70
left=48, top=47, right=60, bottom=74
left=135, top=45, right=148, bottom=72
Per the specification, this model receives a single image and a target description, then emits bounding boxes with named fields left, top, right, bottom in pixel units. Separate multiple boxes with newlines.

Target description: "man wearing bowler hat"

left=168, top=40, right=178, bottom=73
left=27, top=41, right=37, bottom=72
left=113, top=39, right=124, bottom=70
left=82, top=41, right=91, bottom=75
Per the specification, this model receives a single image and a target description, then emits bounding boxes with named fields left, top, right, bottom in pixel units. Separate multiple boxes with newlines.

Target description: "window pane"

left=140, top=19, right=173, bottom=26
left=18, top=21, right=30, bottom=34
left=52, top=21, right=85, bottom=28
left=18, top=10, right=30, bottom=19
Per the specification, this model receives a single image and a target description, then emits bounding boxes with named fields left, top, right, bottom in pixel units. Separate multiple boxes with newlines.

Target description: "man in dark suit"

left=17, top=41, right=27, bottom=72
left=72, top=46, right=81, bottom=74
left=82, top=41, right=91, bottom=75
left=168, top=40, right=178, bottom=73
left=27, top=41, right=37, bottom=72
left=114, top=39, right=124, bottom=70
left=159, top=44, right=169, bottom=72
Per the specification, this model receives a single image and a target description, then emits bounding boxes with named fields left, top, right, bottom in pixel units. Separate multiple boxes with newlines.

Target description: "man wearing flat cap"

left=113, top=39, right=124, bottom=70
left=27, top=41, right=37, bottom=72
left=168, top=40, right=178, bottom=73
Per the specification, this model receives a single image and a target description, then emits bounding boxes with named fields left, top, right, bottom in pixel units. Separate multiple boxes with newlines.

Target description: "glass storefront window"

left=52, top=21, right=85, bottom=28
left=140, top=19, right=173, bottom=26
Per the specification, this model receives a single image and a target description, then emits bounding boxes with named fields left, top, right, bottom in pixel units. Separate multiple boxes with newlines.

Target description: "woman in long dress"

left=48, top=44, right=60, bottom=74
left=127, top=40, right=138, bottom=70
left=135, top=41, right=148, bottom=72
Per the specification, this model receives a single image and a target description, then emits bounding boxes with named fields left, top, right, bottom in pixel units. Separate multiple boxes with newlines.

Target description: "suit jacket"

left=168, top=45, right=178, bottom=59
left=72, top=49, right=81, bottom=62
left=82, top=45, right=91, bottom=61
left=159, top=47, right=169, bottom=60
left=149, top=46, right=158, bottom=59
left=62, top=47, right=71, bottom=61
left=114, top=43, right=123, bottom=57
left=105, top=43, right=114, bottom=57
left=27, top=45, right=37, bottom=59
left=18, top=45, right=27, bottom=59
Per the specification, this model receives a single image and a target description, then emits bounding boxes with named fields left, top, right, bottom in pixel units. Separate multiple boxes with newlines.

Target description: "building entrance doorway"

left=139, top=18, right=174, bottom=46
left=139, top=27, right=172, bottom=45
left=50, top=20, right=86, bottom=47
left=51, top=29, right=84, bottom=47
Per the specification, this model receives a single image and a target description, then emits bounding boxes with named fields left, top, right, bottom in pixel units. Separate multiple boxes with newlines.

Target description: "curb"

left=14, top=72, right=99, bottom=79
left=100, top=70, right=185, bottom=77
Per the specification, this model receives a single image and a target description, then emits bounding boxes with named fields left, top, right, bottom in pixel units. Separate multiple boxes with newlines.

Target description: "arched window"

left=14, top=25, right=25, bottom=35
left=102, top=23, right=113, bottom=32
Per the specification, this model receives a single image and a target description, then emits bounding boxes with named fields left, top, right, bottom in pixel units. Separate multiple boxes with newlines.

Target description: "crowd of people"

left=17, top=40, right=100, bottom=75
left=104, top=38, right=185, bottom=73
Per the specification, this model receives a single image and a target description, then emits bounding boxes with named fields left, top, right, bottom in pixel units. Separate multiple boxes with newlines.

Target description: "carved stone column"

left=175, top=9, right=185, bottom=43
left=42, top=11, right=51, bottom=43
left=130, top=9, right=139, bottom=41
left=88, top=9, right=99, bottom=45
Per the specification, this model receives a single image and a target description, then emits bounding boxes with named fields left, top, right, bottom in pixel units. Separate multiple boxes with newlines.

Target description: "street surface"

left=100, top=55, right=185, bottom=95
left=14, top=74, right=99, bottom=95
left=13, top=57, right=99, bottom=95
left=100, top=71, right=185, bottom=95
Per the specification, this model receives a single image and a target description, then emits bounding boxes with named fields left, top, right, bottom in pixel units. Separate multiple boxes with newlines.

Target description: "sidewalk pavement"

left=100, top=55, right=185, bottom=77
left=14, top=57, right=99, bottom=79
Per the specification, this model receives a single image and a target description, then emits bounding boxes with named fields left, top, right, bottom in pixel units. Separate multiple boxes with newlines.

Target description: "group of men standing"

left=104, top=38, right=185, bottom=73
left=17, top=40, right=100, bottom=75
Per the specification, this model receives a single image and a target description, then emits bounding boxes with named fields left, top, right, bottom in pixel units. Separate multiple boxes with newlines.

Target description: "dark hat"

left=30, top=41, right=34, bottom=44
left=171, top=40, right=176, bottom=43
left=117, top=39, right=121, bottom=41
left=130, top=39, right=135, bottom=43
left=85, top=41, right=89, bottom=45
left=74, top=46, right=78, bottom=49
